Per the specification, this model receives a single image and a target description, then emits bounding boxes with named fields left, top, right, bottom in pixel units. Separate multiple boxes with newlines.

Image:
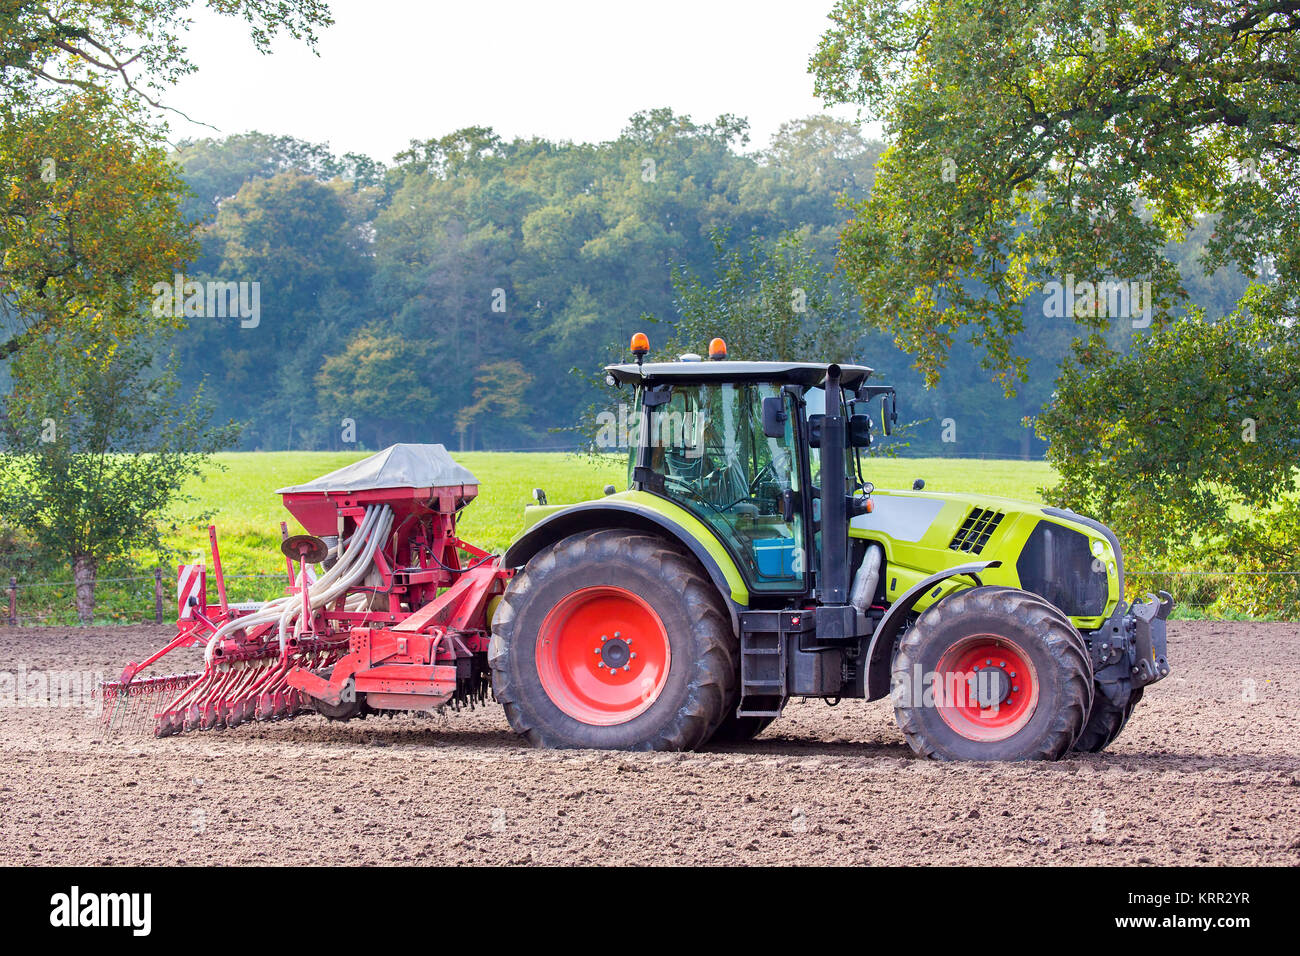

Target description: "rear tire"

left=490, top=530, right=736, bottom=751
left=891, top=587, right=1093, bottom=761
left=709, top=711, right=775, bottom=743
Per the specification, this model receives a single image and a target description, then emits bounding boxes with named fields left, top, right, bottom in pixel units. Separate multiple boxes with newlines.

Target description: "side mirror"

left=761, top=395, right=787, bottom=438
left=848, top=414, right=873, bottom=447
left=880, top=394, right=897, bottom=437
left=807, top=414, right=824, bottom=448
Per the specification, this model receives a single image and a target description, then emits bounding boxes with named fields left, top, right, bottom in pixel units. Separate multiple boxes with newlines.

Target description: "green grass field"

left=163, top=452, right=1057, bottom=592
left=11, top=452, right=1059, bottom=624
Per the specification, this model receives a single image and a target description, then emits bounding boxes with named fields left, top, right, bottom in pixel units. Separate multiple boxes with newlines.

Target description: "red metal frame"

left=104, top=482, right=512, bottom=736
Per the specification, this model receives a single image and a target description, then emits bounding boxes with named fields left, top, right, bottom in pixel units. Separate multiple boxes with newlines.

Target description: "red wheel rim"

left=536, top=586, right=671, bottom=726
left=934, top=635, right=1039, bottom=743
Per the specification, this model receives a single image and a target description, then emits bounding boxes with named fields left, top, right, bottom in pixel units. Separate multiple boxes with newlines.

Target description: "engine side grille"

left=949, top=508, right=1005, bottom=554
left=1015, top=520, right=1109, bottom=617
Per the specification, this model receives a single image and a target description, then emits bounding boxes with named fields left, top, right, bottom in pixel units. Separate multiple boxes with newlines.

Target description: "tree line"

left=162, top=114, right=1245, bottom=459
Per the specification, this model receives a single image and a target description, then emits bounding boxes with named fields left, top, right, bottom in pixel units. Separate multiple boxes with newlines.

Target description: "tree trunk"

left=73, top=555, right=97, bottom=626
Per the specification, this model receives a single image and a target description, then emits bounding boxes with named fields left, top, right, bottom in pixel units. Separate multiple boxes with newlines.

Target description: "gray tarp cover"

left=276, top=443, right=479, bottom=494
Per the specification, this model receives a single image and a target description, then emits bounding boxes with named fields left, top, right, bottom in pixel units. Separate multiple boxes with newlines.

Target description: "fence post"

left=6, top=577, right=16, bottom=627
left=154, top=567, right=164, bottom=624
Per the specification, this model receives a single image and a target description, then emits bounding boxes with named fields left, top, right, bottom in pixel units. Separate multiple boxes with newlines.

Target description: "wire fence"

left=8, top=572, right=287, bottom=589
left=5, top=567, right=1296, bottom=625
left=1125, top=569, right=1300, bottom=612
left=3, top=569, right=296, bottom=626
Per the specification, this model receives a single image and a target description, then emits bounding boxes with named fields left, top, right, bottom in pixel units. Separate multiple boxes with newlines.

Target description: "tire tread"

left=490, top=529, right=735, bottom=751
left=891, top=587, right=1093, bottom=761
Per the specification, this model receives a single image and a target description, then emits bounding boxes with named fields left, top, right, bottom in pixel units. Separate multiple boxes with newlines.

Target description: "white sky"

left=165, top=0, right=868, bottom=160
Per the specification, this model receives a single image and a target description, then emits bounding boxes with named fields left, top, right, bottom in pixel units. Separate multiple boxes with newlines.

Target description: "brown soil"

left=1, top=620, right=1297, bottom=866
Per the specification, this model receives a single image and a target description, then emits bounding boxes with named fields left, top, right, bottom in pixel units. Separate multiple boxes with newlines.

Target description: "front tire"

left=891, top=587, right=1093, bottom=761
left=1074, top=687, right=1144, bottom=752
left=972, top=586, right=1140, bottom=754
left=490, top=530, right=736, bottom=751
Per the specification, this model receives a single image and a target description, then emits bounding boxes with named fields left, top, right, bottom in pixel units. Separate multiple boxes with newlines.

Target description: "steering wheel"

left=662, top=474, right=726, bottom=514
left=710, top=461, right=779, bottom=514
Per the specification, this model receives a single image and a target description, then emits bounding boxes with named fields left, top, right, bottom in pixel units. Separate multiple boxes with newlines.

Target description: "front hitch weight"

left=1130, top=590, right=1173, bottom=687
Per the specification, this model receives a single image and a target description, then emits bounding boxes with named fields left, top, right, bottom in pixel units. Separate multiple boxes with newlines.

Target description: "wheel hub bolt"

left=970, top=665, right=1012, bottom=707
left=598, top=636, right=632, bottom=671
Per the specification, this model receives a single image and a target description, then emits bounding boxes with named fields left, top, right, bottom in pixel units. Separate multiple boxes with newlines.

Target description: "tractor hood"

left=851, top=489, right=1122, bottom=628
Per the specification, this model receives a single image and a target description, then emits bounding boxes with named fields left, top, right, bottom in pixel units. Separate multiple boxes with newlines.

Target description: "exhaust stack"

left=820, top=364, right=850, bottom=605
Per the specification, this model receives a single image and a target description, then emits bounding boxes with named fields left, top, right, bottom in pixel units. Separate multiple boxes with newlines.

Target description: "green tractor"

left=489, top=335, right=1171, bottom=760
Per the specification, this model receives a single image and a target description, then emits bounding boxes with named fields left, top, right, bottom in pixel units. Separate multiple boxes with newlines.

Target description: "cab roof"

left=605, top=360, right=873, bottom=390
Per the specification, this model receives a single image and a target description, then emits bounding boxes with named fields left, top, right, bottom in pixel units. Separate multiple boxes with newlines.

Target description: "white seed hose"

left=274, top=505, right=393, bottom=649
left=202, top=504, right=394, bottom=663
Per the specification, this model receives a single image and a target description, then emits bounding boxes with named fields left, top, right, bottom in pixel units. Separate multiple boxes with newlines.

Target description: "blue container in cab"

left=754, top=537, right=798, bottom=578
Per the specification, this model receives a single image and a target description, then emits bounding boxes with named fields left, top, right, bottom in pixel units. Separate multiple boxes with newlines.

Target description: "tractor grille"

left=949, top=508, right=1005, bottom=554
left=1016, top=521, right=1108, bottom=617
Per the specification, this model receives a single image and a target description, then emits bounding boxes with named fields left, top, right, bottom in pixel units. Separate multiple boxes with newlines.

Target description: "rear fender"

left=859, top=560, right=1002, bottom=701
left=500, top=501, right=748, bottom=630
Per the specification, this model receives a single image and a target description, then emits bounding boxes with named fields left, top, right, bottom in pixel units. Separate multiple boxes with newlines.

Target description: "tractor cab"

left=604, top=339, right=881, bottom=604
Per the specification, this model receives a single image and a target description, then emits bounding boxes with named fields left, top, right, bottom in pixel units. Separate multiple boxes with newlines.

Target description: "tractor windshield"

left=641, top=382, right=805, bottom=592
